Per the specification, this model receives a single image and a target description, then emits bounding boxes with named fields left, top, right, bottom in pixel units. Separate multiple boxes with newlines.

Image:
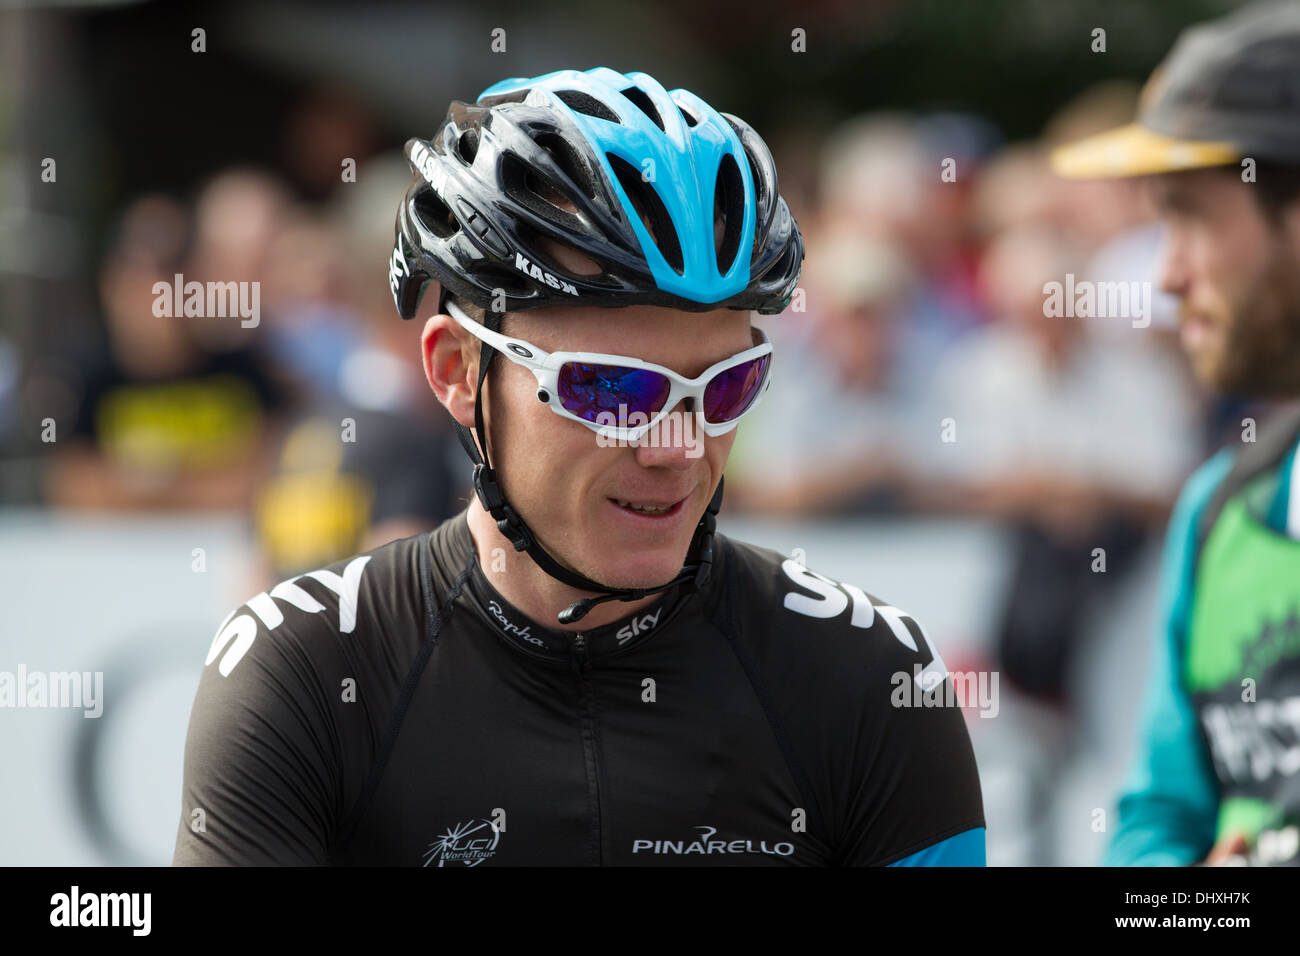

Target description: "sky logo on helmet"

left=388, top=242, right=409, bottom=299
left=514, top=253, right=579, bottom=296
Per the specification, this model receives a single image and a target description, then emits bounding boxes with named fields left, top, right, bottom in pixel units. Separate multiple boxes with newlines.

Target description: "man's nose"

left=1156, top=228, right=1190, bottom=300
left=631, top=399, right=702, bottom=470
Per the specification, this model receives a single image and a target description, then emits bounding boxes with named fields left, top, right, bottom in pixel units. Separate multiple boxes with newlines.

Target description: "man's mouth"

left=609, top=496, right=685, bottom=517
left=1180, top=313, right=1217, bottom=350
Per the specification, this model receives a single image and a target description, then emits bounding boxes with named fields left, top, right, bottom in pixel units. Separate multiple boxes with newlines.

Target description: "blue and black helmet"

left=391, top=67, right=804, bottom=319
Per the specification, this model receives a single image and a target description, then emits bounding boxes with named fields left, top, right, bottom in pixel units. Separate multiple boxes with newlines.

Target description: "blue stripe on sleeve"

left=887, top=827, right=986, bottom=866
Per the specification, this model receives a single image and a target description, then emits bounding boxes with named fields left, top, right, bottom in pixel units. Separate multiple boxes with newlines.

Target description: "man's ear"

left=422, top=314, right=479, bottom=429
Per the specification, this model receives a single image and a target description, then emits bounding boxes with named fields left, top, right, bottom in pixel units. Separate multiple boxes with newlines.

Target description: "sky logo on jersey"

left=632, top=825, right=794, bottom=857
left=779, top=559, right=948, bottom=692
left=422, top=817, right=501, bottom=867
left=616, top=607, right=661, bottom=645
left=205, top=555, right=373, bottom=677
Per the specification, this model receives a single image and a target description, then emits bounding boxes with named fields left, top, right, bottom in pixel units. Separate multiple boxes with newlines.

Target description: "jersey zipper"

left=573, top=632, right=590, bottom=668
left=570, top=632, right=602, bottom=864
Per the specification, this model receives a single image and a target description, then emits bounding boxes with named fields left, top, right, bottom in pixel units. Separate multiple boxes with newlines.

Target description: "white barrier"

left=0, top=510, right=1160, bottom=866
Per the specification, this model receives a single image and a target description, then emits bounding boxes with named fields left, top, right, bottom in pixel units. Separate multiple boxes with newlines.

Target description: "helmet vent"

left=554, top=89, right=620, bottom=123
left=742, top=145, right=765, bottom=205
left=769, top=240, right=797, bottom=281
left=606, top=153, right=683, bottom=275
left=518, top=223, right=605, bottom=278
left=457, top=129, right=479, bottom=165
left=469, top=262, right=533, bottom=297
left=713, top=153, right=745, bottom=275
left=413, top=187, right=460, bottom=239
left=535, top=131, right=596, bottom=200
left=677, top=104, right=699, bottom=128
left=501, top=153, right=583, bottom=229
left=619, top=86, right=665, bottom=131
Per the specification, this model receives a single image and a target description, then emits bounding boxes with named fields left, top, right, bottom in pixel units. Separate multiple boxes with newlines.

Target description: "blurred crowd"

left=731, top=81, right=1229, bottom=709
left=25, top=94, right=465, bottom=592
left=9, top=79, right=1254, bottom=718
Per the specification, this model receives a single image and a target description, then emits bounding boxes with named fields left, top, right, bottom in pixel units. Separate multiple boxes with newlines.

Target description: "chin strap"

left=449, top=290, right=724, bottom=625
left=552, top=481, right=722, bottom=624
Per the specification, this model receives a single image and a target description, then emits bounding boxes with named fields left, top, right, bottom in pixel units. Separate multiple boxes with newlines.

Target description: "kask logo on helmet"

left=408, top=139, right=446, bottom=195
left=514, top=252, right=579, bottom=296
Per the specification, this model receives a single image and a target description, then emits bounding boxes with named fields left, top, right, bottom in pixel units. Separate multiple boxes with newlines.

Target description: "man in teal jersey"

left=1052, top=0, right=1300, bottom=865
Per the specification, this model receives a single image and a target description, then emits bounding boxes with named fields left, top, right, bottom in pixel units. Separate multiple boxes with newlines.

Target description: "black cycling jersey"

left=173, top=510, right=985, bottom=866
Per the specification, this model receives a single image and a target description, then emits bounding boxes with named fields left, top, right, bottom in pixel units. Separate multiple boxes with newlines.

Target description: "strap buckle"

left=473, top=464, right=534, bottom=552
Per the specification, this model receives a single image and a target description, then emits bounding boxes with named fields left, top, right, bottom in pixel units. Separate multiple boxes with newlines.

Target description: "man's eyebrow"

left=685, top=330, right=762, bottom=377
left=1149, top=177, right=1199, bottom=213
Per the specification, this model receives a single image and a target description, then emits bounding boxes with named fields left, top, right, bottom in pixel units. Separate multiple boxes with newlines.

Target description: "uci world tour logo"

left=422, top=817, right=502, bottom=867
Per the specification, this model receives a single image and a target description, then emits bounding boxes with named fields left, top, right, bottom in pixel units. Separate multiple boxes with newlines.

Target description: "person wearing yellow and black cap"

left=1052, top=0, right=1300, bottom=866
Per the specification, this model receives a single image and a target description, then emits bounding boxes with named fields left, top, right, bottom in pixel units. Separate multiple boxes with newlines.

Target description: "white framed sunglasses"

left=444, top=298, right=774, bottom=443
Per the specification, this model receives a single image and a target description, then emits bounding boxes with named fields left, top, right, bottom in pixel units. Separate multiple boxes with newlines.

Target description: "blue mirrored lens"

left=703, top=354, right=769, bottom=423
left=557, top=363, right=672, bottom=425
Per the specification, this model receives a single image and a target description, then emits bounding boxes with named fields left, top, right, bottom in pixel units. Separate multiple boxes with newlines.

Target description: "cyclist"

left=1052, top=2, right=1300, bottom=865
left=174, top=67, right=985, bottom=866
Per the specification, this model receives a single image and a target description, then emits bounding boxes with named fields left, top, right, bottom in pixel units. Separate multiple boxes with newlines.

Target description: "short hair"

left=447, top=293, right=518, bottom=393
left=1246, top=161, right=1300, bottom=224
left=447, top=292, right=487, bottom=325
left=448, top=292, right=520, bottom=342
